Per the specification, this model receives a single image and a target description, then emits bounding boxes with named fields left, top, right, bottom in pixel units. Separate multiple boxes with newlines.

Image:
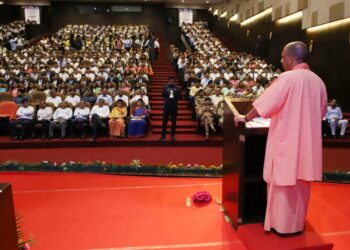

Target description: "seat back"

left=0, top=92, right=12, bottom=103
left=30, top=91, right=46, bottom=105
left=0, top=102, right=18, bottom=120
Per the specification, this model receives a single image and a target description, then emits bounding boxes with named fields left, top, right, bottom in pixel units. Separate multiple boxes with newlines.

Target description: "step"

left=152, top=128, right=198, bottom=134
left=151, top=103, right=188, bottom=109
left=150, top=100, right=188, bottom=105
left=152, top=120, right=197, bottom=128
left=152, top=116, right=192, bottom=121
left=151, top=109, right=192, bottom=115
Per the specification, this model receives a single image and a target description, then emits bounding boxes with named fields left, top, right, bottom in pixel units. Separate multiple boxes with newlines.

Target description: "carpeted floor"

left=0, top=173, right=349, bottom=250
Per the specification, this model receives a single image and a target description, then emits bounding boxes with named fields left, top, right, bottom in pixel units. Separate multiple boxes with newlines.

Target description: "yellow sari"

left=108, top=107, right=127, bottom=137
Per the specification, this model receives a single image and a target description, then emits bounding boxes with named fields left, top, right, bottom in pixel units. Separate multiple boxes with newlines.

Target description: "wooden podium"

left=0, top=183, right=19, bottom=250
left=222, top=97, right=269, bottom=229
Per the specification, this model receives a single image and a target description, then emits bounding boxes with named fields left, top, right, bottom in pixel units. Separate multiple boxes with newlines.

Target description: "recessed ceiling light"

left=182, top=0, right=184, bottom=2
left=206, top=0, right=209, bottom=3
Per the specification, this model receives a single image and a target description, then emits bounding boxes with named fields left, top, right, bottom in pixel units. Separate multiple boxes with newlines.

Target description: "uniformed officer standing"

left=159, top=77, right=181, bottom=141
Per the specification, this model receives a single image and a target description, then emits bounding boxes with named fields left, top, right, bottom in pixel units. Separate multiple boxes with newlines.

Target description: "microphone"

left=241, top=84, right=260, bottom=116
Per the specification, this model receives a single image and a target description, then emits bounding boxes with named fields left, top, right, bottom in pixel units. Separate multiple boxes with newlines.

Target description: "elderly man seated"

left=71, top=101, right=90, bottom=139
left=10, top=99, right=34, bottom=140
left=325, top=99, right=348, bottom=139
left=89, top=99, right=110, bottom=142
left=48, top=101, right=73, bottom=139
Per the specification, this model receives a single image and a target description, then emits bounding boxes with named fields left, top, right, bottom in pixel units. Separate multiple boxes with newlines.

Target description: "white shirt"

left=65, top=95, right=81, bottom=106
left=37, top=107, right=53, bottom=121
left=16, top=106, right=34, bottom=120
left=53, top=107, right=73, bottom=121
left=90, top=105, right=110, bottom=119
left=130, top=95, right=149, bottom=106
left=74, top=107, right=90, bottom=120
left=114, top=95, right=129, bottom=107
left=46, top=96, right=62, bottom=107
left=97, top=94, right=113, bottom=106
left=210, top=95, right=224, bottom=107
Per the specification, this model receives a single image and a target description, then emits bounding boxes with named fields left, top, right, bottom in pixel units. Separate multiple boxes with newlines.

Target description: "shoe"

left=159, top=137, right=165, bottom=141
left=29, top=134, right=35, bottom=140
left=41, top=134, right=46, bottom=140
left=11, top=136, right=18, bottom=140
left=89, top=137, right=96, bottom=142
left=80, top=134, right=86, bottom=139
left=171, top=136, right=176, bottom=142
left=19, top=136, right=23, bottom=141
left=340, top=135, right=345, bottom=139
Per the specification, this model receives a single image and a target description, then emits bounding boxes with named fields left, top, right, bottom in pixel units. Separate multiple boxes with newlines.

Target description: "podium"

left=0, top=183, right=19, bottom=250
left=222, top=97, right=269, bottom=229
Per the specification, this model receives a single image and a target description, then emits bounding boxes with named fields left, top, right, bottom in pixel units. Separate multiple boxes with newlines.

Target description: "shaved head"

left=281, top=41, right=308, bottom=71
left=284, top=41, right=308, bottom=63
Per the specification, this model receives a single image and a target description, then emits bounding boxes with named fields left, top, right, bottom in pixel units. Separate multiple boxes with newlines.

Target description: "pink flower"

left=192, top=191, right=212, bottom=203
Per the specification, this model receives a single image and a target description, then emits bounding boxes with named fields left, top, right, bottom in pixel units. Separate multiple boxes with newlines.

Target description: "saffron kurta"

left=253, top=63, right=327, bottom=233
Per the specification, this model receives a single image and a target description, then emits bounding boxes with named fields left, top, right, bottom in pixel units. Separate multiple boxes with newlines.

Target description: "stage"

left=0, top=173, right=348, bottom=250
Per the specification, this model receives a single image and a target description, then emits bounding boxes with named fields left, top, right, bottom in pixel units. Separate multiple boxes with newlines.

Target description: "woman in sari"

left=128, top=99, right=149, bottom=138
left=108, top=100, right=127, bottom=138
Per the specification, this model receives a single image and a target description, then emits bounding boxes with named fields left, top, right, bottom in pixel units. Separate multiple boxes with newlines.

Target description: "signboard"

left=179, top=9, right=193, bottom=27
left=24, top=6, right=41, bottom=25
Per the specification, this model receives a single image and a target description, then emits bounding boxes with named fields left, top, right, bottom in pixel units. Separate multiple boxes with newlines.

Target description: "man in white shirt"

left=71, top=101, right=90, bottom=138
left=65, top=89, right=81, bottom=107
left=114, top=90, right=129, bottom=107
left=48, top=101, right=73, bottom=139
left=35, top=100, right=53, bottom=139
left=46, top=90, right=62, bottom=107
left=10, top=99, right=34, bottom=140
left=130, top=90, right=149, bottom=108
left=89, top=99, right=110, bottom=142
left=252, top=82, right=265, bottom=96
left=96, top=88, right=113, bottom=106
left=210, top=89, right=224, bottom=107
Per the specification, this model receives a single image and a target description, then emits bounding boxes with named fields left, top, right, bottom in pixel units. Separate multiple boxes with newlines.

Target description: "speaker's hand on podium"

left=234, top=115, right=246, bottom=127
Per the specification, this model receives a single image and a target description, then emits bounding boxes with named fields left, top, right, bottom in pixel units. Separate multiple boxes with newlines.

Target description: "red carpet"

left=1, top=173, right=244, bottom=250
left=0, top=146, right=222, bottom=165
left=0, top=173, right=349, bottom=249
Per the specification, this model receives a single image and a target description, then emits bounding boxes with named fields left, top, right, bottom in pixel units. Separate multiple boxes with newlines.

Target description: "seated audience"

left=48, top=101, right=73, bottom=139
left=198, top=97, right=216, bottom=140
left=65, top=89, right=81, bottom=107
left=46, top=90, right=62, bottom=108
left=128, top=99, right=149, bottom=138
left=89, top=99, right=110, bottom=142
left=10, top=99, right=34, bottom=140
left=97, top=88, right=113, bottom=107
left=71, top=101, right=90, bottom=138
left=325, top=99, right=348, bottom=139
left=34, top=100, right=53, bottom=139
left=109, top=100, right=127, bottom=138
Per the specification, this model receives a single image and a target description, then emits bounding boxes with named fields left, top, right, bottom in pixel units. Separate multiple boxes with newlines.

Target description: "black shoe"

left=159, top=137, right=165, bottom=141
left=171, top=136, right=176, bottom=142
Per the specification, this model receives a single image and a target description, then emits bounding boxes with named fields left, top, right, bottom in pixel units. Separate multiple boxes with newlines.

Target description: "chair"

left=0, top=102, right=18, bottom=121
left=30, top=91, right=46, bottom=105
left=0, top=92, right=12, bottom=103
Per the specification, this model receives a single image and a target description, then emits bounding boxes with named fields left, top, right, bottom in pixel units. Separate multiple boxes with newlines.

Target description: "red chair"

left=0, top=102, right=18, bottom=121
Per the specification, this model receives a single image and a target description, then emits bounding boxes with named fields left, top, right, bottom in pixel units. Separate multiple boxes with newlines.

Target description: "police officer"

left=159, top=77, right=181, bottom=141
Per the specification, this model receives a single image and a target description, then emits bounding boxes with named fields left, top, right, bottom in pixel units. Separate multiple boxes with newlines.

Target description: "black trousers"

left=71, top=118, right=88, bottom=136
left=35, top=120, right=50, bottom=137
left=91, top=114, right=108, bottom=138
left=10, top=119, right=33, bottom=137
left=161, top=106, right=177, bottom=137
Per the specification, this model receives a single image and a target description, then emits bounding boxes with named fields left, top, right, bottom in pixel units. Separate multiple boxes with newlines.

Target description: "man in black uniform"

left=159, top=77, right=181, bottom=141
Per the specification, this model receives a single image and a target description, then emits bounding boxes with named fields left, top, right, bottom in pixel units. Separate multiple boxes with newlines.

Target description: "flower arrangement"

left=192, top=191, right=212, bottom=203
left=0, top=160, right=223, bottom=177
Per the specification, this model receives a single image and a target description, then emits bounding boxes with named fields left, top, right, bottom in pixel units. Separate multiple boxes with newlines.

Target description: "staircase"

left=149, top=40, right=197, bottom=136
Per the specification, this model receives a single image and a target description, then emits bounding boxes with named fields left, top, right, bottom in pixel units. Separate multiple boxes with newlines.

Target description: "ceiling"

left=4, top=0, right=224, bottom=6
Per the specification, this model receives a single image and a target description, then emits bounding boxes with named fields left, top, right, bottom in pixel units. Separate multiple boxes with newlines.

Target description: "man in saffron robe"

left=235, top=41, right=327, bottom=234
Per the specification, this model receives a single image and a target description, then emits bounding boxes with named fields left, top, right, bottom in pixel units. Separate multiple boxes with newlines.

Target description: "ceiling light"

left=229, top=14, right=238, bottom=22
left=213, top=9, right=219, bottom=16
left=307, top=17, right=350, bottom=33
left=206, top=1, right=209, bottom=3
left=182, top=0, right=185, bottom=3
left=220, top=11, right=227, bottom=18
left=240, top=7, right=272, bottom=26
left=276, top=11, right=302, bottom=24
